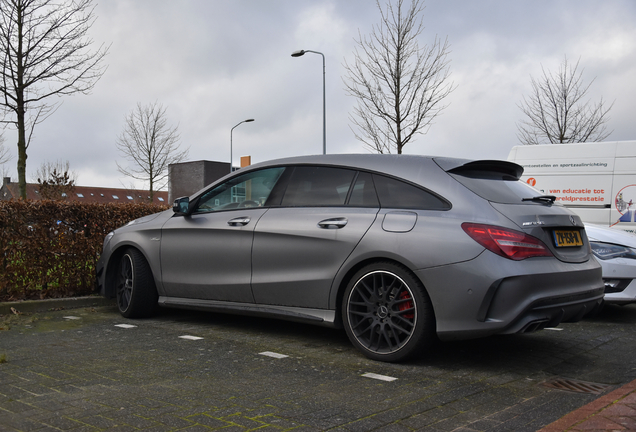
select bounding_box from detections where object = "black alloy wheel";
[343,262,435,362]
[116,248,158,318]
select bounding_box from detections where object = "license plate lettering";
[553,230,583,247]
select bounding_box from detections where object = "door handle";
[228,217,251,226]
[318,217,348,229]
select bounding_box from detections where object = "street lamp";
[230,119,254,173]
[291,49,326,155]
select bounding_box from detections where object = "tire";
[116,248,158,318]
[342,262,435,362]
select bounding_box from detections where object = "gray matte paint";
[96,154,604,342]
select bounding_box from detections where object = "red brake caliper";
[398,291,414,319]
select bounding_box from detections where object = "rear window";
[448,169,548,204]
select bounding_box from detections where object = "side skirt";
[158,296,338,327]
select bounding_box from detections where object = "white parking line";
[259,351,289,359]
[362,373,398,382]
[114,324,137,328]
[63,316,81,320]
[179,335,204,340]
[544,327,564,331]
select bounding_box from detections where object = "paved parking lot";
[1,300,636,431]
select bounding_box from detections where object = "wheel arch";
[331,257,437,329]
[103,243,160,299]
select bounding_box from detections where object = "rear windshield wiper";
[522,195,556,204]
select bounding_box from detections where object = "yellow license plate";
[553,230,583,247]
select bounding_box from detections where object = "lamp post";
[291,49,326,155]
[230,119,254,173]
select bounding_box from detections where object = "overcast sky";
[3,0,636,190]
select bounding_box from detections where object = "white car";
[586,224,636,305]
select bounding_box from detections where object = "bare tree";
[33,160,76,200]
[0,134,11,181]
[343,0,455,154]
[0,0,109,199]
[0,134,10,165]
[119,181,154,203]
[116,102,189,201]
[517,57,613,145]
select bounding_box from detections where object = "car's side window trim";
[250,163,451,211]
[344,171,360,205]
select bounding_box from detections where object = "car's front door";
[160,167,285,302]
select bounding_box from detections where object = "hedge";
[0,200,168,301]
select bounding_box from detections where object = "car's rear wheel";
[342,262,435,362]
[116,248,158,318]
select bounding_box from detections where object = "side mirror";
[173,196,190,215]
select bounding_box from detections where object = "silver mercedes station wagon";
[96,154,604,362]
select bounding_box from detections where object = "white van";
[507,141,636,233]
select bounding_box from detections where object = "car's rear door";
[251,167,379,308]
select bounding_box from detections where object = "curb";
[0,296,115,315]
[537,378,636,431]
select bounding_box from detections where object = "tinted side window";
[194,167,285,213]
[373,174,450,210]
[348,172,380,207]
[281,166,356,207]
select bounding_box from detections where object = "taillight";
[462,223,553,260]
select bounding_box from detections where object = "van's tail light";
[462,223,553,260]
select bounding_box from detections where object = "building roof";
[0,178,169,205]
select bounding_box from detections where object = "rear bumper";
[415,251,604,340]
[495,285,604,334]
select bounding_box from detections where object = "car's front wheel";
[342,262,435,362]
[116,248,158,318]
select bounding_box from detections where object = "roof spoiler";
[434,158,524,180]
